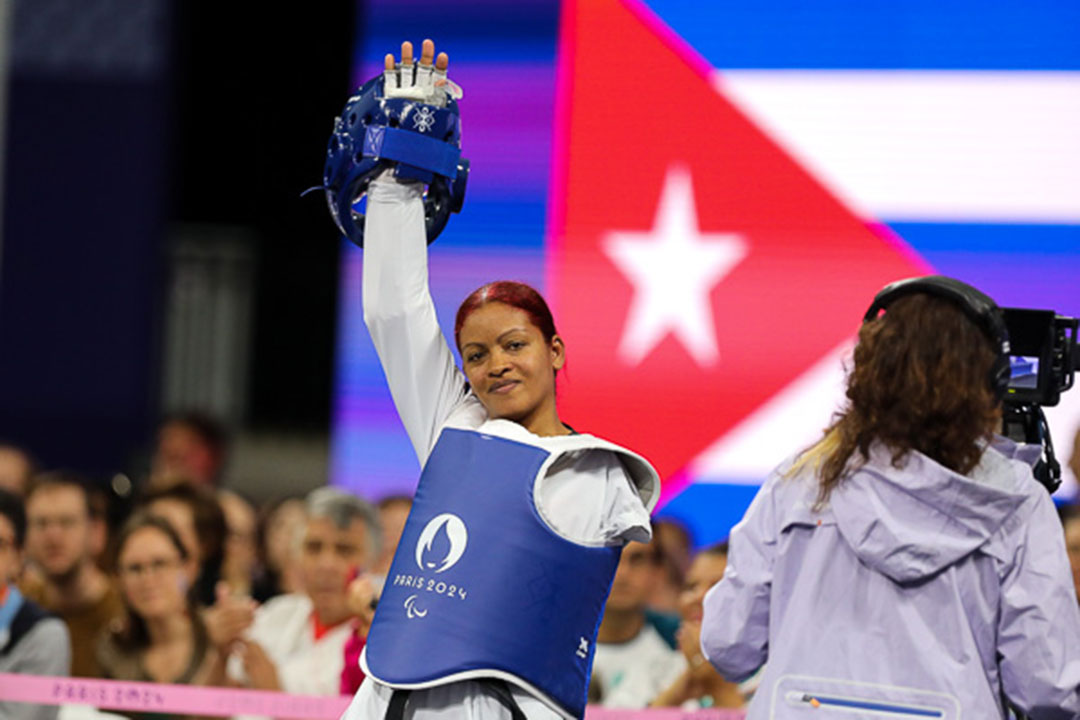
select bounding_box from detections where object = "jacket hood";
[825,437,1038,583]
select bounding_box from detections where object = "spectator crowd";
[1,417,1079,719]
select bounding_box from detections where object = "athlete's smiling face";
[458,302,566,435]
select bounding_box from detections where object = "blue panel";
[357,2,559,65]
[656,482,763,550]
[888,222,1080,315]
[891,222,1080,254]
[642,1,1080,70]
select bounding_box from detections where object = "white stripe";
[714,70,1080,223]
[691,337,1080,498]
[690,340,851,484]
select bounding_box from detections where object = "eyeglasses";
[29,516,83,531]
[118,557,182,579]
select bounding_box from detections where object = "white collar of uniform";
[456,417,660,514]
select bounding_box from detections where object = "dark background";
[0,0,356,475]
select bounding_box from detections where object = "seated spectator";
[651,543,745,709]
[218,490,258,598]
[251,496,305,602]
[653,518,693,570]
[150,412,229,490]
[648,518,692,614]
[96,514,224,693]
[0,444,35,497]
[141,483,227,607]
[222,487,380,696]
[21,472,124,677]
[0,488,71,720]
[591,540,686,707]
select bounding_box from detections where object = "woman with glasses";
[96,513,225,714]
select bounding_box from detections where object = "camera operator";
[701,278,1080,718]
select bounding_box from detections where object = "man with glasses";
[22,472,123,677]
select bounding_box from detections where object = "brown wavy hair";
[802,293,1002,506]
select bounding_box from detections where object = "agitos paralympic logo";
[393,513,470,619]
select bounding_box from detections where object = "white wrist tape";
[382,63,462,107]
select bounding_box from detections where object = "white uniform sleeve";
[362,176,470,464]
[539,450,652,545]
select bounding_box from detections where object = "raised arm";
[358,41,471,464]
[362,173,468,465]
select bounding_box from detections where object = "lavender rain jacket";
[702,437,1080,719]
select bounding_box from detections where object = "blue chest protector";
[363,427,623,718]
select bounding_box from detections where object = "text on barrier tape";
[0,673,747,719]
[0,674,352,719]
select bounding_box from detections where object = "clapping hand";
[204,582,256,654]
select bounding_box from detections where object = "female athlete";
[339,40,659,720]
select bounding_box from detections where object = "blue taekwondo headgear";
[322,73,469,247]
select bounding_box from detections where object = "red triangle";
[547,0,928,485]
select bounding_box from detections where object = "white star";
[603,166,748,367]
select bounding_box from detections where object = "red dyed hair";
[453,281,558,350]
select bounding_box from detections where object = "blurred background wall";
[0,0,355,501]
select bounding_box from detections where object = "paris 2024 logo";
[394,513,470,619]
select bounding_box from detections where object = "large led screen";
[332,0,1080,547]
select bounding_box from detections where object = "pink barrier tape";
[0,674,352,719]
[586,710,745,719]
[0,673,747,719]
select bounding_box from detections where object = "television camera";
[1001,309,1080,493]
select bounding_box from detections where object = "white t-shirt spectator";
[591,622,687,708]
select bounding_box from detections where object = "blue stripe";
[437,200,548,249]
[889,222,1080,255]
[657,482,763,550]
[359,2,558,64]
[643,1,1080,70]
[886,222,1080,316]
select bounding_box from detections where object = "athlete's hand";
[382,39,461,106]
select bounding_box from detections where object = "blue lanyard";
[0,585,25,649]
[795,693,944,717]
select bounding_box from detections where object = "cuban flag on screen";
[548,0,1080,545]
